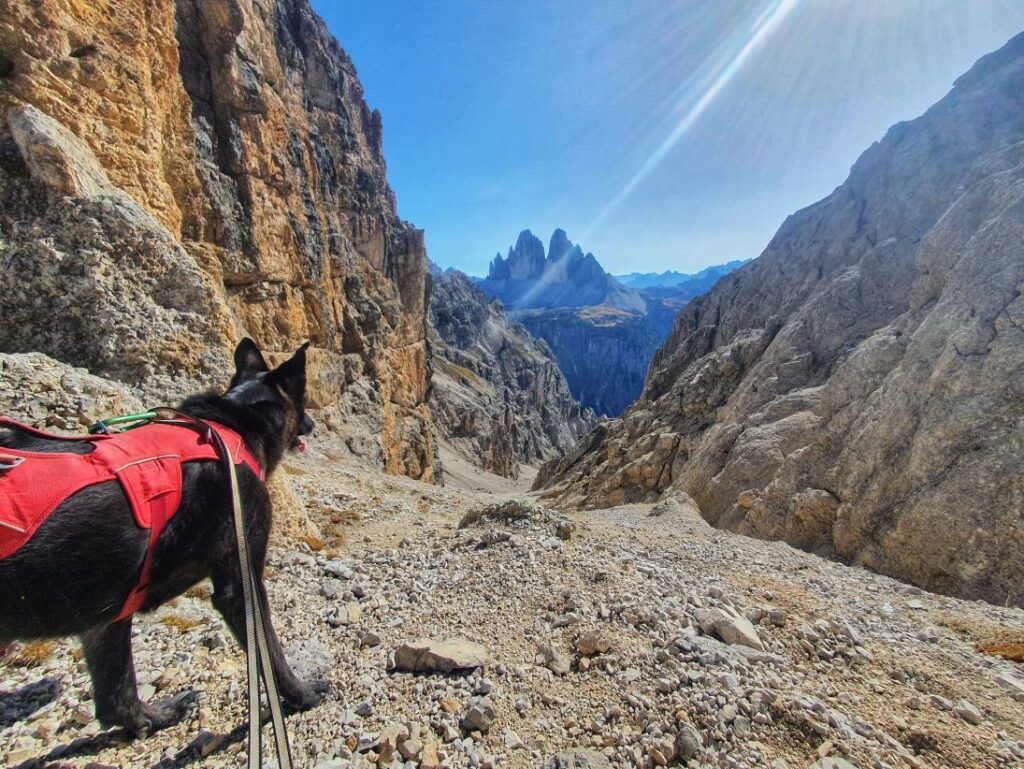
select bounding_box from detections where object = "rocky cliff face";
[537,34,1024,605]
[513,306,660,418]
[0,0,435,480]
[430,270,595,478]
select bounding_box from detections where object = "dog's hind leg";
[210,559,326,712]
[80,620,195,736]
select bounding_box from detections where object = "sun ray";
[580,0,803,244]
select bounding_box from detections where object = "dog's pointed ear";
[267,342,309,401]
[230,338,269,388]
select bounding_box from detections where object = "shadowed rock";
[430,269,595,477]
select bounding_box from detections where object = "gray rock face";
[537,33,1024,605]
[0,352,144,430]
[1,106,236,402]
[430,269,595,477]
[513,305,661,417]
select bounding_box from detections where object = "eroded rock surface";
[430,269,595,478]
[0,0,435,480]
[537,33,1024,605]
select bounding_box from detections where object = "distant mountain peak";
[615,259,751,290]
[547,228,576,264]
[482,228,643,313]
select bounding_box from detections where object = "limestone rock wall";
[430,270,596,478]
[0,0,435,481]
[537,33,1024,605]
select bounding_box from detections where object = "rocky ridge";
[0,0,435,481]
[536,33,1024,605]
[429,269,596,478]
[616,263,751,292]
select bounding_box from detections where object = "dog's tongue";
[297,436,307,453]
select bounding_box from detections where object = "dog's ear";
[230,338,269,388]
[267,342,309,402]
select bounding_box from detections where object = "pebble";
[953,699,982,724]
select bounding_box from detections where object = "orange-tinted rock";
[0,0,435,480]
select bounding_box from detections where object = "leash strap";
[226,450,292,769]
[151,409,292,769]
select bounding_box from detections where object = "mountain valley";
[0,3,1022,769]
[477,230,744,416]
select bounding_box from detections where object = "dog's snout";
[300,414,315,436]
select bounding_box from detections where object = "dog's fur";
[0,339,322,735]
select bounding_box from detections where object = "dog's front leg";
[210,560,325,712]
[81,620,195,736]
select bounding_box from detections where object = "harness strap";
[0,454,25,472]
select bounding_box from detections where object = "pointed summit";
[489,229,545,281]
[547,229,575,263]
[488,251,509,281]
[479,227,645,313]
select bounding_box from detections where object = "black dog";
[0,339,323,735]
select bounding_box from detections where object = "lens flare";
[582,0,802,243]
[512,0,802,308]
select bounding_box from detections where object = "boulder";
[392,638,489,673]
[576,630,615,657]
[694,607,765,650]
[537,642,572,675]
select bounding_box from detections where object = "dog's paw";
[136,689,198,735]
[285,679,328,712]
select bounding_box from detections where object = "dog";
[0,339,323,735]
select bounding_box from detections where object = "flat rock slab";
[393,637,490,673]
[544,748,613,769]
[695,607,765,650]
[809,759,859,769]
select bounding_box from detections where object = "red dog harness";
[0,416,265,620]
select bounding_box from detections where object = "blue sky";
[313,1,1024,276]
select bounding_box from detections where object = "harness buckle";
[0,455,25,472]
